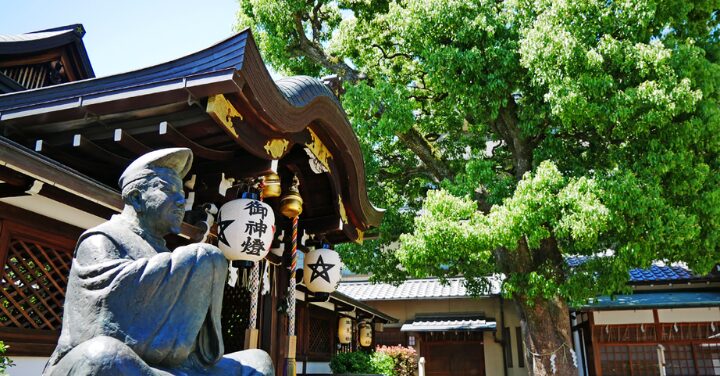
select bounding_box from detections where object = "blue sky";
[2,0,240,77]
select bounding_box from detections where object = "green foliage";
[329,347,417,376]
[330,351,373,374]
[238,0,720,306]
[369,351,394,376]
[0,341,14,375]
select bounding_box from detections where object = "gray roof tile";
[337,277,502,301]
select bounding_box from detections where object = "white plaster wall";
[298,361,332,374]
[8,356,48,376]
[593,310,654,325]
[658,307,720,323]
[483,331,505,376]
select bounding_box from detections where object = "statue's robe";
[43,216,273,376]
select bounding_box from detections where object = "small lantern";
[280,176,303,218]
[303,244,342,294]
[217,192,275,262]
[359,322,372,347]
[338,317,352,345]
[261,172,281,198]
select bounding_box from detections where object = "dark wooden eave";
[0,24,95,82]
[0,29,383,243]
[0,135,204,240]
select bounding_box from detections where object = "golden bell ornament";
[280,192,303,218]
[280,176,303,218]
[261,173,282,198]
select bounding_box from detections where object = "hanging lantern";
[280,176,303,218]
[359,322,373,347]
[303,244,342,294]
[338,317,352,345]
[261,172,282,198]
[217,192,275,262]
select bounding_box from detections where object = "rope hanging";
[288,215,298,337]
[282,175,302,376]
[249,262,260,329]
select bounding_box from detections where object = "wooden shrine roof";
[0,28,382,244]
[0,24,94,90]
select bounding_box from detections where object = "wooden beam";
[0,165,32,187]
[38,183,117,219]
[158,121,234,161]
[300,215,341,234]
[0,183,30,198]
[193,156,273,179]
[72,134,130,167]
[0,327,60,357]
[113,129,153,155]
[1,138,123,211]
[34,138,118,182]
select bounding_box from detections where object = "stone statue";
[43,148,274,376]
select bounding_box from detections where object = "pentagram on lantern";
[217,212,235,248]
[307,255,335,283]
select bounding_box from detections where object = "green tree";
[238,1,720,374]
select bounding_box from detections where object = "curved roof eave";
[0,28,383,233]
[234,33,384,230]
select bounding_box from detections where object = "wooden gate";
[423,340,486,376]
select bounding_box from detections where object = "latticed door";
[0,222,74,332]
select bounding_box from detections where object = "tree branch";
[396,127,454,182]
[291,13,360,83]
[371,43,414,60]
[492,96,533,180]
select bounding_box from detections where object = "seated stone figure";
[43,148,274,376]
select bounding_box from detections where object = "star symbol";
[217,211,234,248]
[307,255,335,283]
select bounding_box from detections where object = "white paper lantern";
[359,322,372,347]
[217,194,275,261]
[303,246,342,293]
[338,317,352,345]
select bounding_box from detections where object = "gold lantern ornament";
[303,244,342,296]
[261,172,281,198]
[359,322,373,347]
[217,192,275,263]
[280,176,303,218]
[338,317,352,345]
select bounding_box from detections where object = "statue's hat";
[118,148,193,189]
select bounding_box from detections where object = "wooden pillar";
[589,311,602,376]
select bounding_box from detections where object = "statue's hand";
[174,242,222,254]
[172,243,226,267]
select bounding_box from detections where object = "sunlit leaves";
[239,0,720,304]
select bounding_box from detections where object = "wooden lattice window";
[600,345,659,376]
[693,343,720,375]
[0,223,73,331]
[308,316,332,355]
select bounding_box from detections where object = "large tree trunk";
[496,235,576,376]
[515,296,577,376]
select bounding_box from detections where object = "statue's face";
[139,168,186,236]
